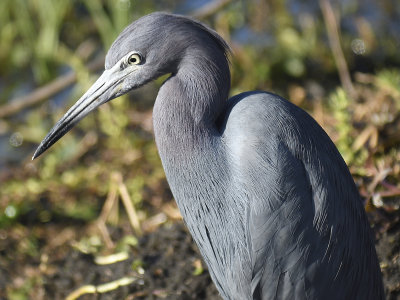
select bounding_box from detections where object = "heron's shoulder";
[226,91,302,121]
[221,91,303,137]
[228,91,290,109]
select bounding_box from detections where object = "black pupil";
[129,56,137,63]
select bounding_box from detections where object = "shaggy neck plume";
[153,41,230,153]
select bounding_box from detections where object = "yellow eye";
[128,53,141,65]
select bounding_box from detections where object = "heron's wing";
[233,140,328,299]
[222,92,383,299]
[246,142,324,299]
[222,93,324,298]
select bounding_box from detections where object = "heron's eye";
[128,53,141,65]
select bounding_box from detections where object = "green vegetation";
[1,1,399,298]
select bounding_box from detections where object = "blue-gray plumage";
[33,13,384,299]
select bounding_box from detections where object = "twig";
[119,181,142,236]
[319,0,355,98]
[96,172,120,248]
[367,167,392,193]
[378,189,400,198]
[97,220,115,249]
[190,0,231,19]
[115,173,142,236]
[99,172,119,222]
[0,55,104,118]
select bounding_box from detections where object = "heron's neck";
[152,51,246,295]
[152,48,230,208]
[153,49,230,154]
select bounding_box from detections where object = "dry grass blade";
[116,173,142,236]
[320,0,355,98]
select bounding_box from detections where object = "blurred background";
[0,0,399,299]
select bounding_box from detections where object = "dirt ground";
[1,222,221,300]
[1,211,399,300]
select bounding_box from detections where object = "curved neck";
[153,44,230,152]
[151,44,245,298]
[178,47,230,125]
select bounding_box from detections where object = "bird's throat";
[153,58,226,157]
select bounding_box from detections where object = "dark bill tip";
[31,68,121,160]
[32,117,77,160]
[32,148,43,160]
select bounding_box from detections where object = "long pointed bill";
[32,64,130,160]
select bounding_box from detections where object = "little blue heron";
[33,13,384,299]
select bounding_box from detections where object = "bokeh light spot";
[9,132,23,147]
[351,39,366,55]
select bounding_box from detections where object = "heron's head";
[32,12,229,159]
